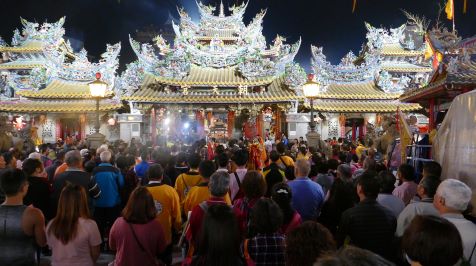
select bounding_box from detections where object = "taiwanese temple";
[119,1,305,143]
[400,27,476,131]
[296,18,430,141]
[0,18,122,144]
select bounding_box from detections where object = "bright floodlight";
[164,118,170,125]
[88,72,108,98]
[184,122,190,129]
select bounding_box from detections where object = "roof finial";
[219,0,225,17]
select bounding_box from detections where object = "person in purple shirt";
[392,164,417,205]
[288,159,324,221]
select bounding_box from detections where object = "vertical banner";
[339,114,346,138]
[55,118,61,141]
[274,110,281,137]
[227,110,235,139]
[256,113,263,137]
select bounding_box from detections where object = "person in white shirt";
[396,176,440,236]
[215,153,229,173]
[229,149,248,202]
[434,179,476,265]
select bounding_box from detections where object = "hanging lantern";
[8,114,13,121]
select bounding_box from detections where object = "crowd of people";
[0,137,475,266]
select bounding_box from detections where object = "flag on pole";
[463,0,467,14]
[352,0,357,13]
[397,107,412,164]
[445,0,454,20]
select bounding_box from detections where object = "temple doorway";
[60,118,82,141]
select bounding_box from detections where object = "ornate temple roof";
[120,1,305,101]
[0,60,44,70]
[17,79,115,99]
[305,100,421,113]
[145,65,276,87]
[0,99,122,113]
[314,81,399,100]
[400,56,476,102]
[310,37,422,112]
[124,75,296,104]
[0,18,122,114]
[0,18,74,56]
[381,62,432,73]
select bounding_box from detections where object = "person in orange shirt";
[175,153,203,207]
[145,164,181,265]
[183,160,231,215]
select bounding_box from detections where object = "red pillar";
[428,99,435,130]
[351,120,356,141]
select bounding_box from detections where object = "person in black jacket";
[45,150,66,184]
[22,158,51,219]
[52,150,101,217]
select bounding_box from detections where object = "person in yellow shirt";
[145,163,181,265]
[175,153,203,206]
[355,139,367,159]
[276,143,294,169]
[183,160,231,215]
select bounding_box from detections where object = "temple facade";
[118,1,305,144]
[0,18,122,144]
[400,28,476,130]
[293,19,429,141]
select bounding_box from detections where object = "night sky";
[1,0,475,71]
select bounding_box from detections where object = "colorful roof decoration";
[309,18,429,113]
[147,65,276,87]
[0,18,122,115]
[400,56,476,102]
[0,99,122,113]
[119,1,306,102]
[314,81,399,100]
[17,79,115,99]
[305,100,421,113]
[124,75,295,104]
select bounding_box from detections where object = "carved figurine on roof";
[0,17,75,93]
[120,0,305,98]
[363,12,433,94]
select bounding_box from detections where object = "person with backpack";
[186,171,234,251]
[263,151,286,197]
[229,149,249,203]
[183,160,231,215]
[276,143,295,180]
[92,150,124,248]
[233,171,267,238]
[174,153,202,208]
